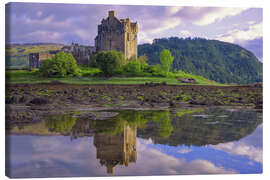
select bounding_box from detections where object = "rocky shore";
[6,83,262,126]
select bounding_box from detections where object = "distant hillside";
[6,43,64,56]
[138,37,262,84]
[6,43,64,68]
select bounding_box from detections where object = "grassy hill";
[6,43,64,68]
[138,37,262,84]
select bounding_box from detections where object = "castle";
[95,10,138,59]
[29,10,138,68]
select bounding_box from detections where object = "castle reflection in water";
[94,125,137,174]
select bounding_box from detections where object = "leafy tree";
[160,49,174,75]
[94,50,126,76]
[39,51,80,77]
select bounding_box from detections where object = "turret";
[71,41,74,51]
[109,10,115,19]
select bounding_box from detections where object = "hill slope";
[138,37,262,84]
[6,43,64,68]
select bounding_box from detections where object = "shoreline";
[6,83,262,125]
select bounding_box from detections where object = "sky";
[5,2,263,61]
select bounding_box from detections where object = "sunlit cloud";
[177,148,192,154]
[165,6,184,16]
[191,8,249,26]
[179,30,193,38]
[211,142,262,163]
[216,22,262,43]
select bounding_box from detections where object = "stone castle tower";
[95,11,138,59]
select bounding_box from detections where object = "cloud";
[7,135,236,178]
[179,159,236,174]
[215,22,262,43]
[151,17,181,34]
[179,30,193,38]
[214,22,263,60]
[74,29,92,40]
[138,32,153,44]
[177,147,192,154]
[211,124,262,163]
[36,11,42,17]
[176,7,248,26]
[211,142,262,163]
[25,30,63,42]
[165,6,184,15]
[193,8,249,26]
[248,21,255,25]
[5,3,255,48]
[130,140,237,175]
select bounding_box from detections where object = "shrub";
[94,50,127,76]
[123,60,142,74]
[39,51,81,77]
[79,66,102,77]
[149,64,167,77]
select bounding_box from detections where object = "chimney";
[109,10,115,18]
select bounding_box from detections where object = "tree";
[94,50,126,76]
[39,51,80,77]
[123,60,142,74]
[160,49,174,75]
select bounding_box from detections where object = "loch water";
[5,108,262,178]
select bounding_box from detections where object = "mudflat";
[6,83,262,111]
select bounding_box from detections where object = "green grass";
[168,70,221,85]
[6,70,225,86]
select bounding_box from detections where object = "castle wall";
[29,51,57,68]
[29,53,39,68]
[71,44,95,66]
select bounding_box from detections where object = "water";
[5,108,262,178]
